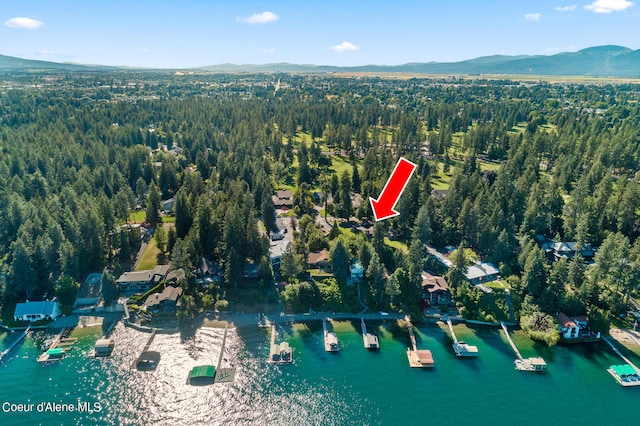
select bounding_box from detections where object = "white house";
[14,301,61,322]
[557,312,597,339]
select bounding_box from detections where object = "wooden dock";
[0,325,31,362]
[214,325,235,383]
[405,317,434,368]
[38,328,77,363]
[604,337,640,387]
[361,318,379,350]
[446,317,478,357]
[500,321,546,372]
[132,328,159,370]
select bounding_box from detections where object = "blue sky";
[1,0,639,68]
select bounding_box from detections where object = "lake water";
[1,319,639,425]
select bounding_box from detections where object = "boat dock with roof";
[361,318,379,350]
[604,337,640,387]
[405,317,434,368]
[323,318,340,352]
[446,317,478,357]
[500,321,546,372]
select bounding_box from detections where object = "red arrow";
[369,157,417,221]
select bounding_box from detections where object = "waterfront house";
[143,284,183,314]
[14,300,61,322]
[557,312,599,340]
[421,272,451,306]
[116,264,170,293]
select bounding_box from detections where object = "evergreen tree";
[100,270,118,304]
[146,182,161,224]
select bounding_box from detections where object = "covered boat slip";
[188,365,216,385]
[608,364,640,387]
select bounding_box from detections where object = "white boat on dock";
[323,318,340,352]
[453,341,479,357]
[446,317,478,357]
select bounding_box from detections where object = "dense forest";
[1,71,639,341]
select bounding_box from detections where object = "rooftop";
[143,285,183,308]
[117,264,170,284]
[14,301,59,317]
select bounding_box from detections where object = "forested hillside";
[1,72,639,337]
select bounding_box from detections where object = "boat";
[453,341,478,357]
[515,357,547,372]
[323,318,340,352]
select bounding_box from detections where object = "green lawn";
[136,237,161,271]
[384,238,408,253]
[129,210,145,223]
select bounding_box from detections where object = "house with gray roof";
[14,300,61,322]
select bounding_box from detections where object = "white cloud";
[524,13,542,21]
[330,41,359,52]
[585,0,634,13]
[240,11,279,24]
[555,5,577,11]
[4,17,44,29]
[263,47,277,54]
[140,47,151,54]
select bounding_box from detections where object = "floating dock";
[604,337,640,387]
[0,325,31,362]
[37,328,77,363]
[323,318,340,352]
[132,328,160,370]
[268,325,292,363]
[446,317,478,357]
[500,321,546,372]
[361,318,379,350]
[405,317,434,368]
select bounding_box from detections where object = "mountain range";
[2,45,640,76]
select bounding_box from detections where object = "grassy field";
[129,210,145,223]
[136,236,161,271]
[384,238,408,253]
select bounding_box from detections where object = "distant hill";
[2,46,640,76]
[0,54,113,71]
[199,46,640,77]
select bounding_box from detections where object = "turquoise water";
[1,320,639,425]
